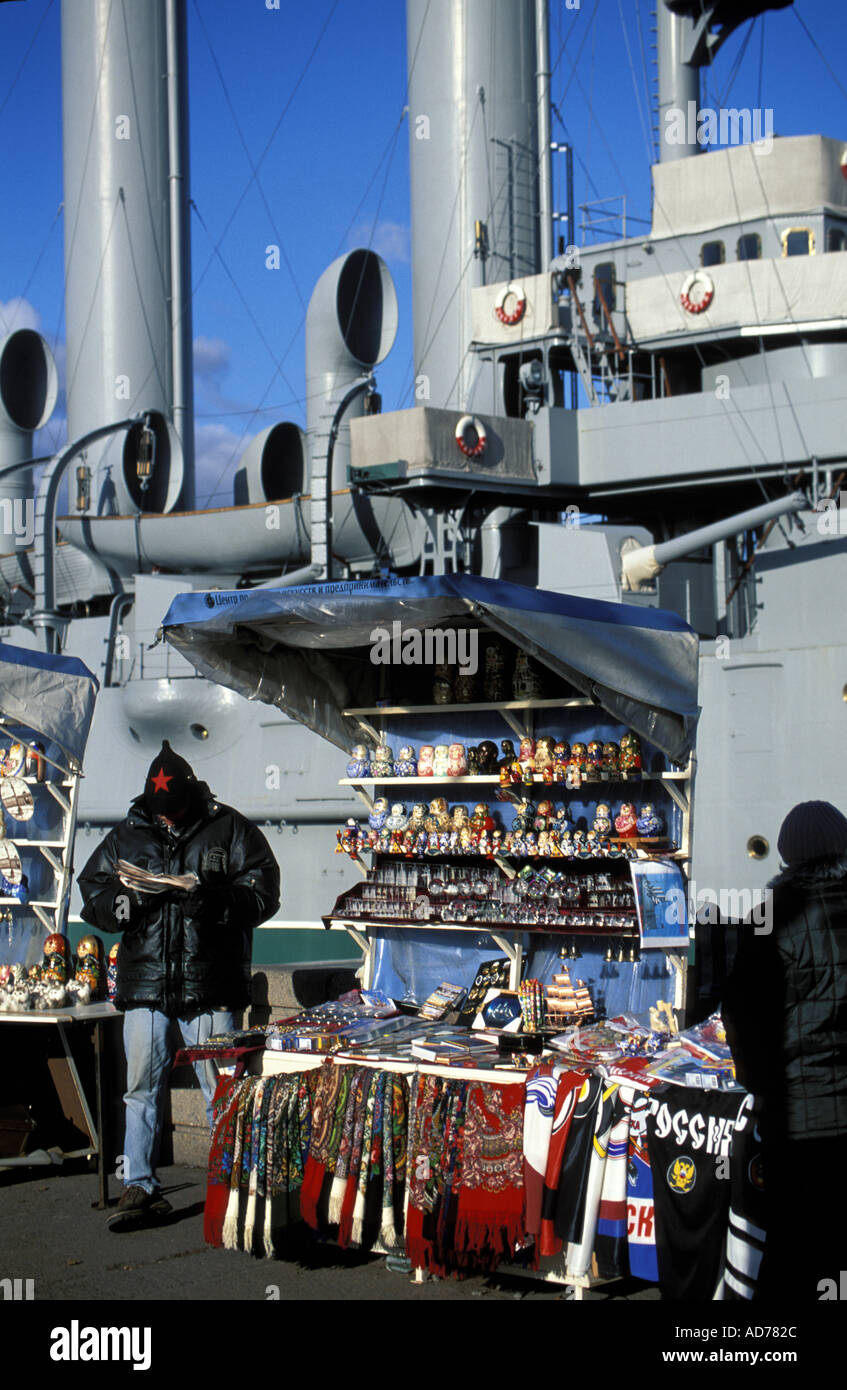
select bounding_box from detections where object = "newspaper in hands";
[117,860,199,895]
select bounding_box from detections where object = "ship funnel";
[233,422,308,505]
[306,248,397,488]
[0,330,59,552]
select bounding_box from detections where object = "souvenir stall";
[162,576,762,1298]
[0,643,118,1207]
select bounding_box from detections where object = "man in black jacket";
[79,740,280,1225]
[723,800,847,1299]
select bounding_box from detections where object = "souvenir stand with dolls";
[0,642,118,1207]
[162,577,751,1298]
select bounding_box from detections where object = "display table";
[0,1002,121,1209]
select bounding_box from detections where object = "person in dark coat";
[723,800,847,1300]
[78,740,280,1225]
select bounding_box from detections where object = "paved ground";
[0,1159,660,1303]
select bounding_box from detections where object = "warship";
[0,0,844,959]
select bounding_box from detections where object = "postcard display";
[204,636,708,1298]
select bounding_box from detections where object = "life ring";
[494,281,527,325]
[455,415,487,458]
[680,271,714,315]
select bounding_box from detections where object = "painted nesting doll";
[43,932,72,985]
[107,943,120,1003]
[75,935,105,999]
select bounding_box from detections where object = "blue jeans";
[121,1007,235,1194]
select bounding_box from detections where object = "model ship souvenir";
[546,961,579,1025]
[417,745,435,776]
[574,980,594,1020]
[593,802,612,837]
[512,651,544,700]
[75,934,104,999]
[619,733,643,781]
[476,740,498,775]
[371,743,394,779]
[107,943,120,1002]
[585,740,603,782]
[432,744,450,778]
[393,744,417,777]
[614,803,638,838]
[601,741,620,781]
[42,933,71,984]
[368,797,389,832]
[636,803,664,837]
[482,639,506,702]
[345,744,371,779]
[432,663,453,705]
[446,743,467,776]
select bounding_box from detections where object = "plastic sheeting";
[370,928,676,1021]
[0,642,99,775]
[161,574,700,764]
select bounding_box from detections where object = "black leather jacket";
[723,854,847,1140]
[78,789,280,1016]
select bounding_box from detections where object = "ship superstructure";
[0,0,844,943]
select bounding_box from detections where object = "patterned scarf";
[350,1070,385,1247]
[406,1074,444,1272]
[204,1074,244,1248]
[382,1075,408,1248]
[337,1069,375,1246]
[243,1078,272,1253]
[300,1062,351,1229]
[221,1075,263,1250]
[454,1082,526,1270]
[329,1068,368,1226]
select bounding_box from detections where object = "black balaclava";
[143,740,198,821]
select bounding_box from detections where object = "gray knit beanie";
[777,801,847,865]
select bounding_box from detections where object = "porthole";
[747,835,770,860]
[190,723,209,741]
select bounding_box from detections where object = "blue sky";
[0,0,844,509]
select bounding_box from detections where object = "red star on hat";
[150,767,173,794]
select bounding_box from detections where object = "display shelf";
[339,772,687,785]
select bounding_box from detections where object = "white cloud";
[0,297,42,336]
[193,422,246,507]
[348,220,410,264]
[193,335,231,383]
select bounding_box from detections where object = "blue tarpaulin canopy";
[0,642,99,775]
[161,575,700,763]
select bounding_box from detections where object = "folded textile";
[455,1082,526,1271]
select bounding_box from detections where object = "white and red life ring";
[455,415,487,458]
[680,271,714,315]
[494,281,527,325]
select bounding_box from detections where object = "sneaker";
[108,1185,173,1226]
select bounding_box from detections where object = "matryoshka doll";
[447,743,468,777]
[476,740,498,775]
[535,735,555,784]
[615,803,638,838]
[368,797,389,832]
[619,733,643,781]
[417,745,435,777]
[636,803,663,838]
[75,934,105,999]
[585,741,603,783]
[519,737,536,784]
[107,943,120,1003]
[432,662,453,705]
[534,799,553,833]
[498,740,517,787]
[371,743,394,779]
[346,744,371,778]
[432,744,451,778]
[482,639,506,702]
[566,743,586,789]
[601,741,620,781]
[593,802,612,837]
[553,741,570,783]
[43,932,71,985]
[393,744,417,777]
